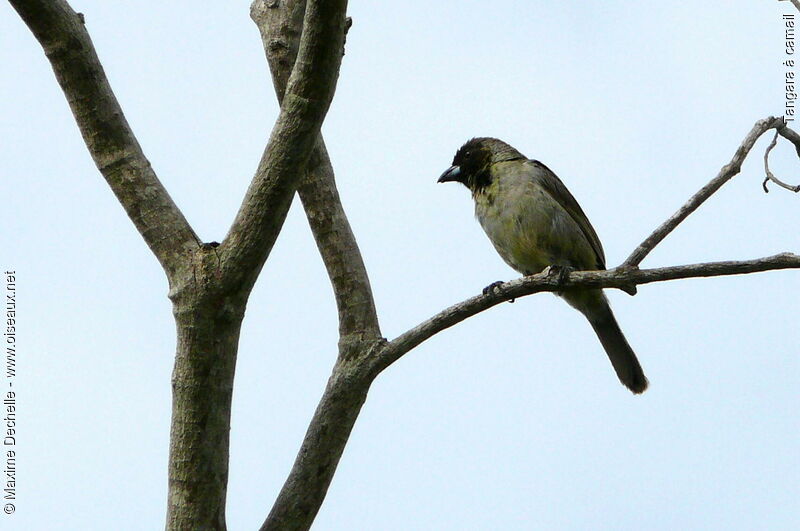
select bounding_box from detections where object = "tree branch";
[248,2,382,529]
[298,142,382,336]
[255,140,383,529]
[219,0,349,295]
[764,129,800,192]
[9,0,199,278]
[374,111,800,371]
[251,0,379,337]
[777,122,800,155]
[260,354,373,531]
[166,1,348,525]
[370,253,800,374]
[623,116,787,267]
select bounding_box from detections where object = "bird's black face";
[437,138,494,192]
[438,137,525,192]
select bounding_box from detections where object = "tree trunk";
[165,247,247,531]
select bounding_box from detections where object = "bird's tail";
[571,292,648,394]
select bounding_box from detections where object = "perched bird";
[438,137,648,394]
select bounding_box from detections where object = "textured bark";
[11,2,800,530]
[251,2,383,528]
[299,140,381,337]
[9,0,198,278]
[164,0,348,526]
[372,252,800,374]
[261,354,373,531]
[167,246,247,529]
[220,0,350,296]
[10,0,349,528]
[252,0,379,338]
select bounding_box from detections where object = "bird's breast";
[474,179,596,275]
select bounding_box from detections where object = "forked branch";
[372,117,800,372]
[251,0,380,338]
[249,4,800,525]
[15,3,797,531]
[370,117,800,373]
[219,0,350,295]
[623,116,792,268]
[251,2,381,530]
[371,253,800,374]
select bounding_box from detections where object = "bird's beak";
[438,165,462,183]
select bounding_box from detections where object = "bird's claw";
[482,280,504,296]
[545,264,574,286]
[482,281,515,303]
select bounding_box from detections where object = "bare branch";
[777,123,800,156]
[787,0,800,14]
[162,0,351,520]
[623,116,786,267]
[219,0,349,293]
[252,0,306,101]
[260,354,374,531]
[298,142,381,336]
[763,129,800,193]
[763,129,780,193]
[9,0,199,278]
[15,2,797,530]
[248,2,382,528]
[370,253,800,374]
[252,0,380,337]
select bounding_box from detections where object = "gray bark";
[166,246,246,529]
[164,0,350,526]
[372,252,800,374]
[9,0,349,528]
[261,354,372,531]
[252,0,379,338]
[251,2,384,529]
[9,2,800,530]
[624,116,790,266]
[8,0,198,278]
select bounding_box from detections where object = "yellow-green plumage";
[475,159,600,277]
[439,137,648,394]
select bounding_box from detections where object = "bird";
[438,137,648,394]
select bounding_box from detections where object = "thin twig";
[370,253,800,374]
[764,129,800,193]
[763,129,780,193]
[623,116,785,268]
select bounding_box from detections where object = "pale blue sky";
[1,1,798,530]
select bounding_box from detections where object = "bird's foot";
[482,280,504,296]
[545,264,574,287]
[482,281,515,303]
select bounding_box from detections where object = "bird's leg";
[544,264,574,287]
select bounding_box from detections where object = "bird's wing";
[530,160,606,269]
